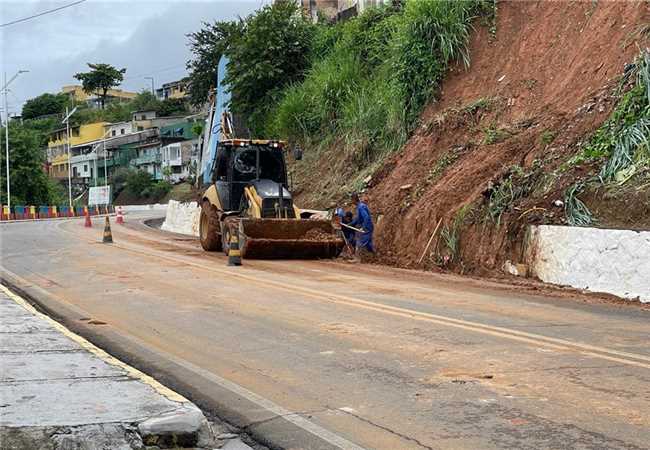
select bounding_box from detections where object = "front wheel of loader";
[199,201,222,251]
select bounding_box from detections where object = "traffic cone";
[116,206,124,225]
[84,210,92,228]
[102,216,113,243]
[227,229,242,266]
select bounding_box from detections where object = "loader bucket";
[239,218,344,259]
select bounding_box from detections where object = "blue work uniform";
[350,202,374,252]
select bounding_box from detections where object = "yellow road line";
[58,220,650,370]
[0,282,188,403]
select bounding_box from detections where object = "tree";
[186,1,315,134]
[0,124,59,205]
[130,91,160,112]
[21,93,69,120]
[74,63,127,109]
[223,0,315,134]
[158,98,188,117]
[186,20,244,108]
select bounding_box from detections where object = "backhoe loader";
[199,139,343,259]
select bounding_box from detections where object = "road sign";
[89,186,111,206]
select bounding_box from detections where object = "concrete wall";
[161,200,200,237]
[527,225,650,303]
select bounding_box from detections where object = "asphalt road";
[1,213,649,450]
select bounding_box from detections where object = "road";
[1,213,649,450]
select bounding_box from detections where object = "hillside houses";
[45,109,204,195]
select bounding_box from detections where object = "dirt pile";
[295,0,649,274]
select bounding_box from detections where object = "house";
[46,122,109,180]
[61,85,137,109]
[291,0,388,21]
[132,110,188,132]
[106,121,132,138]
[155,78,189,100]
[132,110,158,132]
[159,121,201,183]
[130,141,163,180]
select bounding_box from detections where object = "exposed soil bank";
[293,0,650,275]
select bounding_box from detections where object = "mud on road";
[1,214,649,449]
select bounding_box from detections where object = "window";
[83,164,88,172]
[140,114,146,120]
[120,128,125,135]
[111,130,116,137]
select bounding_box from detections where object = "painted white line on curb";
[0,282,187,404]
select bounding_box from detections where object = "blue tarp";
[202,56,231,185]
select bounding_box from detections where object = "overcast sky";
[1,0,268,116]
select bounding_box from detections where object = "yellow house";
[61,85,137,104]
[155,79,188,100]
[48,122,109,179]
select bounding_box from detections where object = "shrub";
[126,170,154,196]
[267,1,488,166]
[150,181,173,198]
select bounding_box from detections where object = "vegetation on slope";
[564,50,650,226]
[187,0,493,167]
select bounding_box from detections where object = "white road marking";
[0,272,366,450]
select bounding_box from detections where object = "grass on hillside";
[268,1,493,169]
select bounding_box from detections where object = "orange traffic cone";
[116,206,124,225]
[84,210,92,228]
[102,216,113,243]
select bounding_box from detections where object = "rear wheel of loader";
[199,201,222,251]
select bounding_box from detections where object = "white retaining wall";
[527,225,650,303]
[161,200,200,237]
[120,204,168,212]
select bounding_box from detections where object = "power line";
[122,64,188,81]
[0,0,88,28]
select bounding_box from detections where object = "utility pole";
[145,77,155,97]
[3,72,8,208]
[1,70,28,210]
[66,107,72,207]
[62,106,78,208]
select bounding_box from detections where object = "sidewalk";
[0,285,218,449]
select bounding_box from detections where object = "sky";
[0,0,269,116]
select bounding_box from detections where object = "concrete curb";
[0,214,115,224]
[0,278,215,449]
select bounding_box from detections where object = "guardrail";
[0,204,114,221]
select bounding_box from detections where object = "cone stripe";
[103,217,113,243]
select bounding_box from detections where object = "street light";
[91,128,111,188]
[62,106,78,208]
[145,77,155,97]
[2,69,28,210]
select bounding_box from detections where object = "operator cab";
[212,139,294,217]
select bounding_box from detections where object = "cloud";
[1,0,264,114]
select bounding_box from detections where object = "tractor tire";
[199,201,222,251]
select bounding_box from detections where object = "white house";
[161,142,186,182]
[106,121,132,138]
[70,153,97,181]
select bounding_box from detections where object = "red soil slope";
[367,0,649,272]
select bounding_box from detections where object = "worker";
[341,211,356,250]
[349,192,374,256]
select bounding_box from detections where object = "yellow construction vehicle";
[199,139,343,259]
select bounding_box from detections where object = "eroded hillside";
[293,0,649,273]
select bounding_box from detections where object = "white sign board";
[89,186,111,206]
